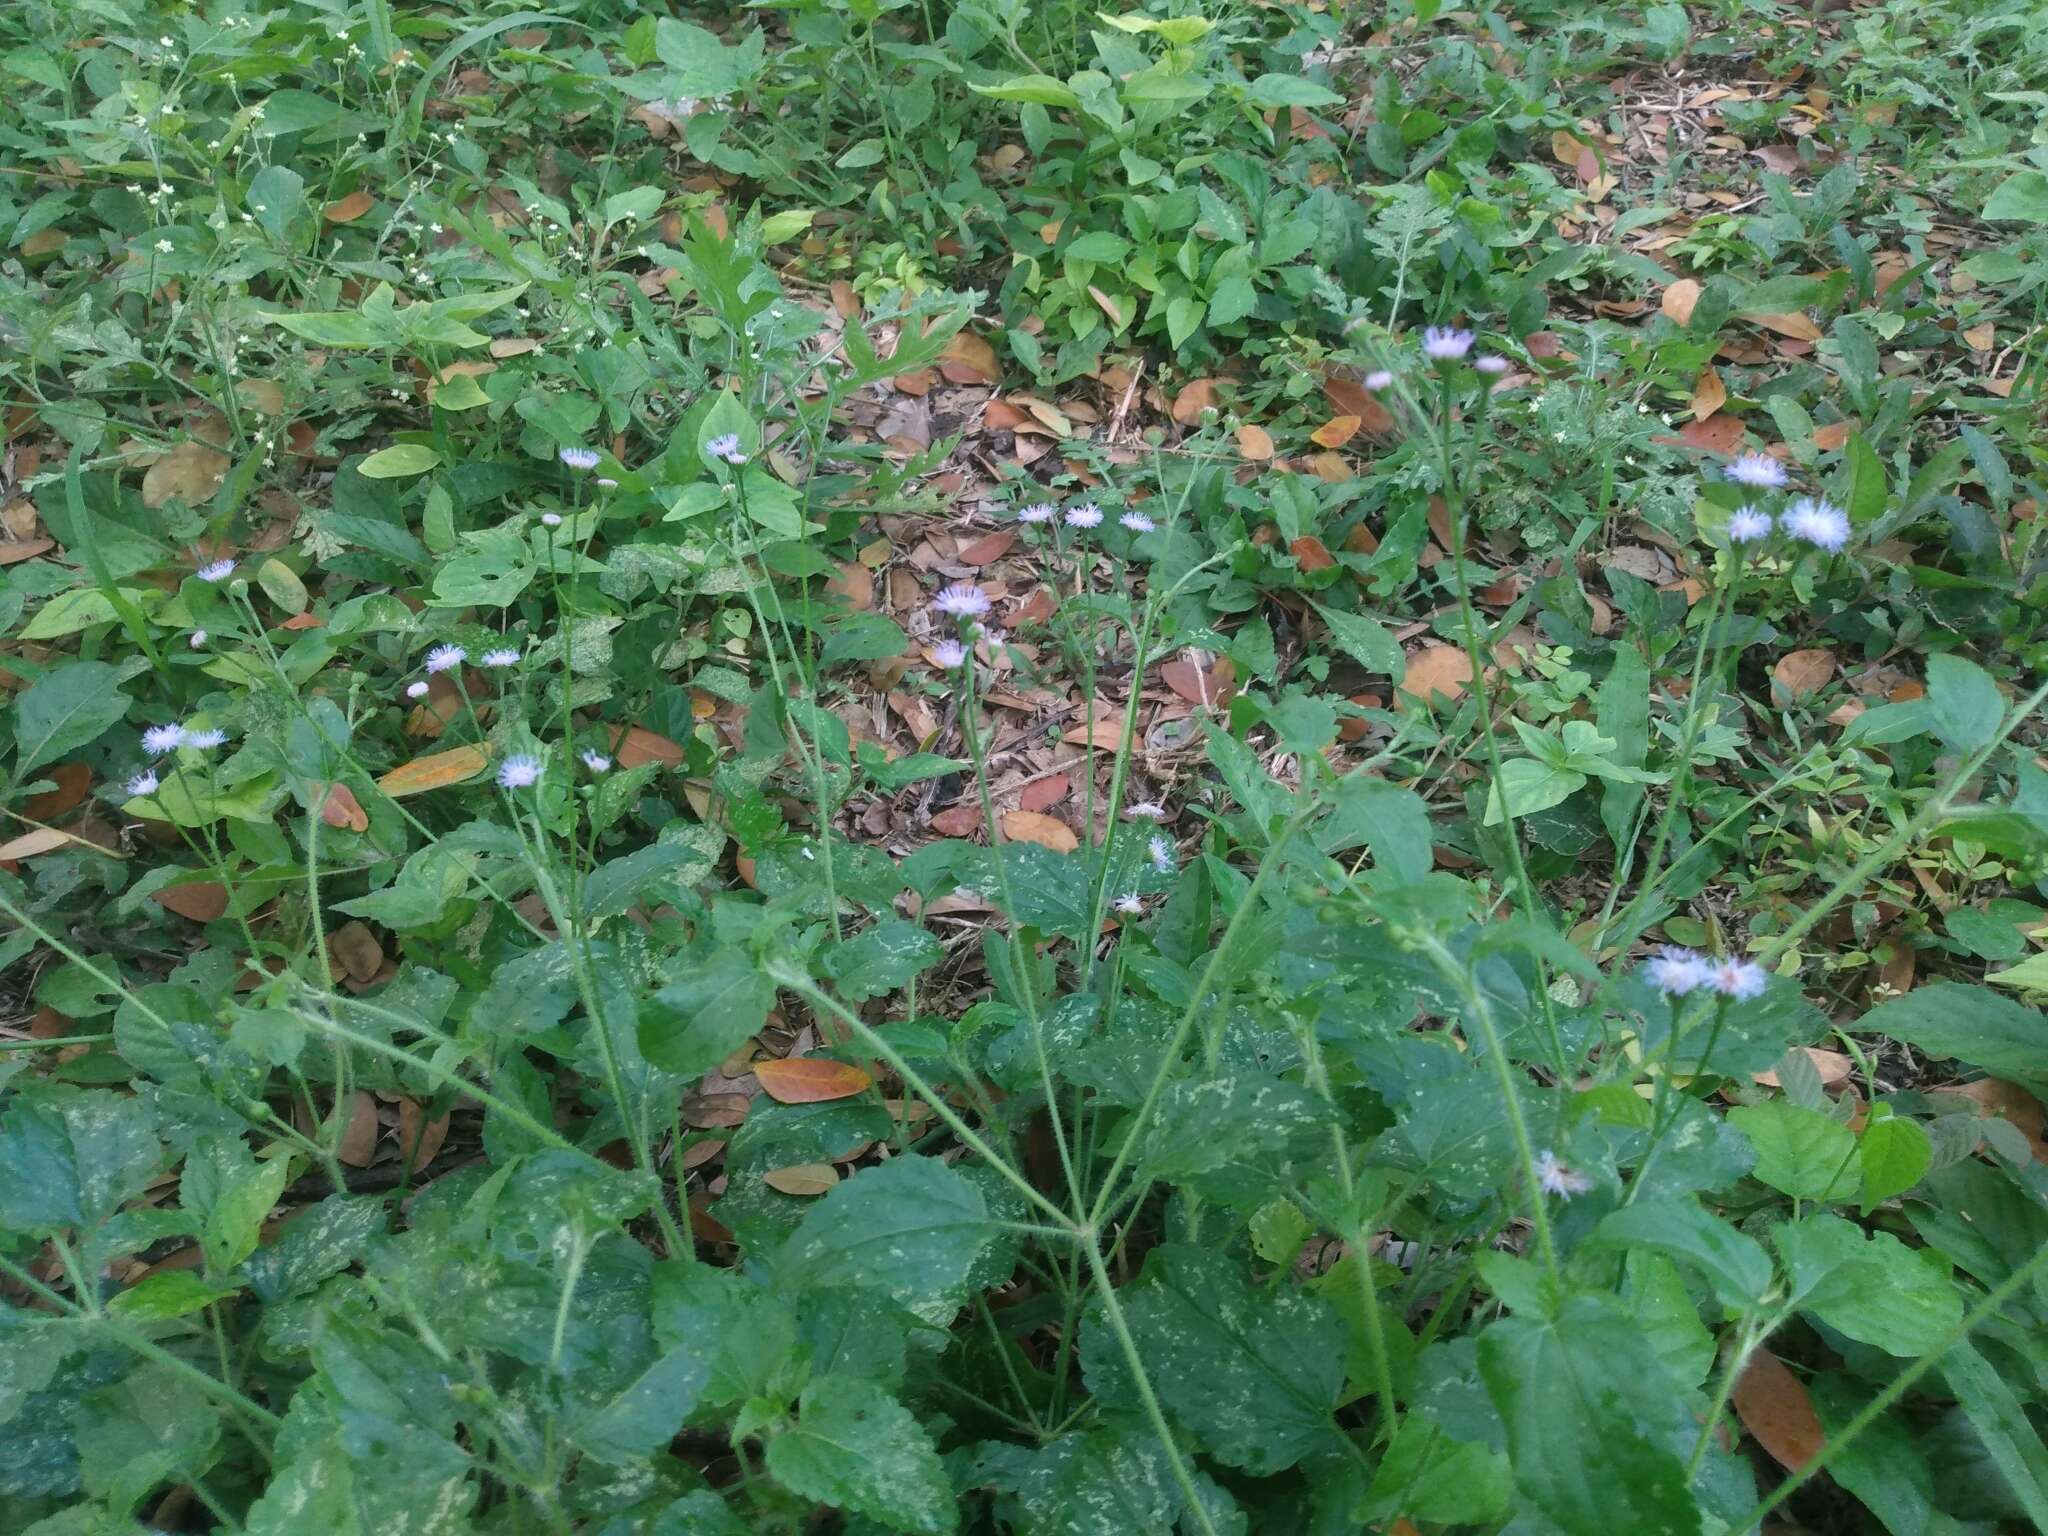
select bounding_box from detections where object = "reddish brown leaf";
[1752,311,1822,342]
[152,881,229,923]
[23,762,92,820]
[397,1099,451,1170]
[1752,1047,1853,1088]
[1661,278,1703,326]
[958,530,1017,566]
[1691,368,1728,421]
[1733,1351,1823,1472]
[1399,645,1474,703]
[755,1057,873,1104]
[929,803,982,837]
[1235,424,1275,461]
[1160,659,1233,708]
[0,538,55,565]
[336,1091,379,1167]
[1060,718,1123,751]
[1171,379,1221,426]
[1019,774,1070,812]
[323,189,374,223]
[1290,535,1337,571]
[608,725,686,769]
[937,332,1000,385]
[1321,374,1398,435]
[320,782,369,832]
[1771,648,1836,705]
[762,1162,840,1195]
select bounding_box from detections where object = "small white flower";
[479,647,521,668]
[1017,502,1056,524]
[1114,893,1144,915]
[1534,1150,1593,1198]
[1148,835,1174,873]
[423,644,466,674]
[1364,369,1394,390]
[581,750,611,772]
[595,477,618,490]
[142,724,187,755]
[1783,497,1850,552]
[188,630,207,648]
[540,512,563,528]
[1723,452,1788,489]
[406,680,430,700]
[1727,507,1774,544]
[196,558,235,582]
[1124,802,1166,820]
[1064,502,1103,529]
[154,238,173,254]
[706,433,748,465]
[1422,325,1475,359]
[932,583,991,619]
[184,727,228,750]
[931,639,967,669]
[126,770,160,797]
[1711,959,1769,1000]
[1474,355,1510,375]
[497,754,541,789]
[1645,946,1711,996]
[1119,511,1155,533]
[558,446,600,471]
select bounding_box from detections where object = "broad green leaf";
[823,919,943,1003]
[20,586,160,641]
[1925,653,2005,755]
[1478,1296,1699,1536]
[1485,757,1588,825]
[1242,73,1345,109]
[1941,1339,2048,1526]
[1843,429,1887,525]
[108,1269,237,1320]
[573,1349,710,1465]
[1311,601,1404,677]
[1582,1199,1773,1307]
[1983,170,2048,225]
[1774,1213,1963,1356]
[75,1363,222,1515]
[1858,1115,1932,1211]
[1727,1100,1859,1201]
[1360,1415,1513,1526]
[13,661,130,771]
[1133,1076,1330,1180]
[429,551,533,608]
[0,1092,162,1234]
[638,949,777,1075]
[1853,982,2048,1086]
[778,1154,994,1314]
[356,442,443,478]
[765,1375,957,1535]
[973,74,1080,109]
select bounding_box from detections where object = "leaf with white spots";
[765,1375,958,1535]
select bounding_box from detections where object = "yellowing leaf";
[376,744,490,796]
[323,189,374,223]
[143,440,231,509]
[754,1058,874,1104]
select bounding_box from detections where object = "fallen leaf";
[328,920,384,983]
[1019,774,1070,812]
[1961,323,1995,352]
[1171,379,1221,425]
[1752,311,1821,342]
[1661,279,1703,326]
[0,538,55,565]
[1551,129,1590,166]
[377,744,490,796]
[142,440,231,509]
[1060,719,1123,751]
[1936,1079,2047,1163]
[937,331,1001,385]
[0,826,120,860]
[1771,648,1836,704]
[683,1093,751,1129]
[1086,285,1125,327]
[397,1100,451,1169]
[1752,1047,1853,1088]
[1399,645,1474,703]
[608,724,686,769]
[1001,810,1078,852]
[1691,368,1728,421]
[754,1057,873,1105]
[958,530,1017,566]
[323,189,374,223]
[1664,415,1748,455]
[1733,1351,1823,1472]
[1321,373,1398,435]
[763,1163,841,1195]
[1311,415,1361,448]
[1160,658,1234,708]
[1811,421,1854,453]
[23,762,92,820]
[336,1091,379,1167]
[930,803,982,838]
[1236,424,1275,460]
[1290,535,1337,571]
[320,782,369,831]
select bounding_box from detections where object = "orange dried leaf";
[320,782,369,832]
[1311,415,1361,448]
[1752,311,1822,342]
[1172,378,1221,425]
[1236,424,1276,460]
[937,332,1000,385]
[323,189,374,223]
[762,1163,841,1195]
[1661,279,1703,326]
[608,725,686,769]
[1400,645,1474,703]
[1733,1351,1823,1472]
[1290,535,1337,571]
[377,744,490,797]
[1771,648,1836,704]
[1060,719,1123,752]
[151,881,229,922]
[1000,810,1078,852]
[1691,368,1728,421]
[755,1058,873,1105]
[23,762,92,821]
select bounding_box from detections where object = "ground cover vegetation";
[1,0,2047,1530]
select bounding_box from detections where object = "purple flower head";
[1422,326,1475,360]
[1124,801,1166,821]
[142,724,187,756]
[424,644,466,674]
[1727,507,1774,544]
[1064,502,1103,529]
[1017,502,1057,525]
[184,727,228,750]
[1711,958,1768,1000]
[1473,355,1510,375]
[1120,510,1155,533]
[1364,369,1395,391]
[1114,893,1144,916]
[126,770,160,798]
[479,647,521,669]
[189,630,207,648]
[196,559,235,583]
[540,512,563,528]
[931,639,967,670]
[1783,497,1850,552]
[406,680,430,700]
[558,446,600,471]
[1535,1150,1593,1198]
[931,583,991,619]
[1148,834,1174,873]
[1646,946,1711,996]
[580,749,611,773]
[1723,452,1788,489]
[497,753,541,790]
[706,433,747,465]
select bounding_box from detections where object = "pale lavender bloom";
[558,446,600,471]
[1120,511,1155,533]
[1534,1150,1593,1198]
[1114,893,1144,915]
[1783,497,1850,552]
[196,559,235,583]
[126,770,160,797]
[1711,958,1769,1000]
[406,680,430,700]
[1124,801,1166,821]
[975,625,1007,649]
[931,639,967,669]
[1727,507,1774,544]
[479,647,521,668]
[184,727,228,750]
[541,512,563,528]
[706,433,747,465]
[1017,502,1057,524]
[1646,946,1712,996]
[142,724,187,756]
[581,749,611,772]
[1473,355,1510,375]
[424,644,466,674]
[1723,452,1787,489]
[932,583,991,619]
[1422,326,1475,360]
[1148,834,1174,873]
[189,630,207,648]
[497,754,541,789]
[1064,503,1103,529]
[1364,369,1395,390]
[595,477,618,490]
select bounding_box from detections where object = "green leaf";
[573,1349,710,1465]
[820,610,908,665]
[1943,1339,2048,1526]
[765,1375,957,1535]
[1983,170,2048,225]
[13,661,131,771]
[1360,1415,1513,1526]
[1205,272,1257,327]
[823,919,943,1003]
[1728,1100,1859,1201]
[0,1092,162,1234]
[778,1154,994,1314]
[1858,1115,1932,1211]
[1478,1296,1699,1536]
[973,74,1080,108]
[1133,1077,1330,1180]
[638,949,778,1076]
[1485,758,1588,826]
[203,1154,292,1277]
[1165,295,1205,349]
[1582,1199,1773,1307]
[1311,601,1403,677]
[1774,1213,1963,1356]
[1843,429,1887,525]
[75,1363,222,1515]
[429,551,533,608]
[1242,73,1344,109]
[1082,1245,1345,1475]
[108,1269,238,1320]
[356,443,443,478]
[1925,653,2005,754]
[1853,982,2048,1086]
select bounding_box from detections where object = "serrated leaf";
[765,1375,957,1535]
[778,1154,994,1313]
[638,949,777,1076]
[1728,1101,1859,1202]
